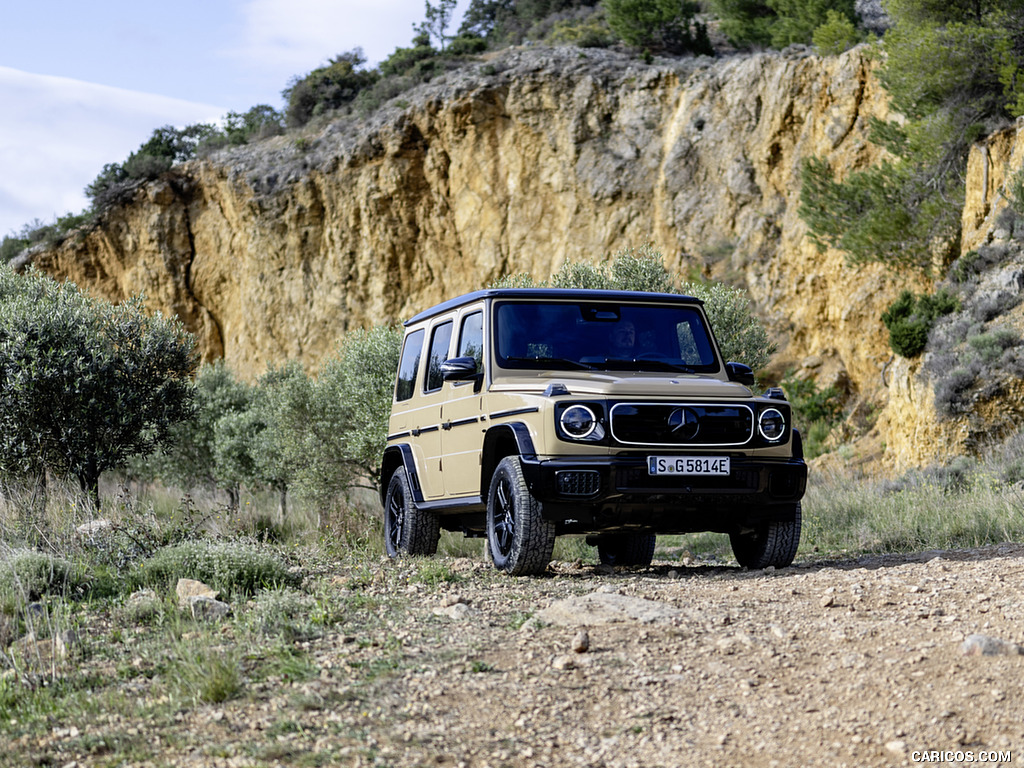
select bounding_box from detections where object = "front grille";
[610,403,754,446]
[556,470,602,496]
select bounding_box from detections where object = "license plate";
[648,456,730,476]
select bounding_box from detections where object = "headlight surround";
[560,404,598,439]
[758,407,786,442]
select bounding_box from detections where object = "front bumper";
[518,453,807,534]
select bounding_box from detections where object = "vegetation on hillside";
[707,0,861,49]
[800,0,1024,273]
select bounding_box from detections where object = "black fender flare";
[480,422,536,495]
[380,444,424,507]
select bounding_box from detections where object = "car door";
[441,307,486,498]
[411,316,455,499]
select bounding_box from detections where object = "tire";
[729,503,802,569]
[384,469,440,557]
[486,456,556,576]
[597,533,657,567]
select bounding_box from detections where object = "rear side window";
[425,320,454,393]
[395,329,425,402]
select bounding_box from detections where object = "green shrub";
[812,8,862,54]
[220,105,285,146]
[881,289,959,358]
[249,588,318,639]
[283,50,380,127]
[379,33,437,77]
[170,642,243,704]
[708,0,858,49]
[603,0,713,55]
[799,152,962,272]
[446,33,489,55]
[1,212,96,264]
[1003,166,1024,217]
[0,234,31,264]
[133,540,299,599]
[799,1,1024,271]
[967,328,1019,364]
[0,550,81,606]
[766,0,856,48]
[303,326,403,499]
[460,0,604,46]
[707,0,775,46]
[781,371,845,458]
[144,360,254,501]
[86,124,220,208]
[547,14,617,47]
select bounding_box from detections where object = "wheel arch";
[380,444,424,507]
[480,423,536,495]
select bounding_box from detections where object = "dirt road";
[351,546,1024,768]
[11,544,1024,767]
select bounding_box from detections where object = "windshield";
[494,301,720,373]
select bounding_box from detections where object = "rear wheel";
[486,456,555,576]
[384,469,440,557]
[729,503,801,569]
[596,533,657,567]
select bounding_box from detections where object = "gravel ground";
[8,544,1024,767]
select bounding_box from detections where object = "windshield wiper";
[505,356,595,370]
[599,358,696,373]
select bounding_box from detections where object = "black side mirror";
[440,356,479,381]
[725,362,755,386]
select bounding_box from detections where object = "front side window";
[425,320,454,392]
[494,301,719,373]
[457,311,484,371]
[395,328,425,402]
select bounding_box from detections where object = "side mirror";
[440,356,479,381]
[725,362,755,386]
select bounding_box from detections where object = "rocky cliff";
[28,45,1021,472]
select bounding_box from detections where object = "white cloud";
[0,66,225,237]
[228,0,467,75]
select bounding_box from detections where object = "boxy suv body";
[380,288,807,574]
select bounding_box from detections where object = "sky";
[0,0,470,238]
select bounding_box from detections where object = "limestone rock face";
[28,45,1000,470]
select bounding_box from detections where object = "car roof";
[404,288,704,326]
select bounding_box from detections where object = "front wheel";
[729,503,802,569]
[486,456,555,576]
[384,469,440,557]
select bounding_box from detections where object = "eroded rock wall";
[32,45,976,470]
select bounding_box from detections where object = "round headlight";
[758,408,786,442]
[561,405,598,439]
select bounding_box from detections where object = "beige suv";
[381,288,807,575]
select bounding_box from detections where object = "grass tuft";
[133,539,301,599]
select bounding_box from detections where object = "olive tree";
[247,362,313,518]
[0,264,196,507]
[301,326,403,504]
[147,360,253,499]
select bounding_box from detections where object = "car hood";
[489,370,754,399]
